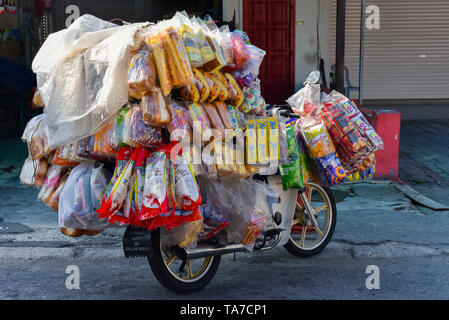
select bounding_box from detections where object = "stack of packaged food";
[20,11,383,249]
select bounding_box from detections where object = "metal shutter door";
[329,0,449,100]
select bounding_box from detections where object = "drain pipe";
[359,0,366,105]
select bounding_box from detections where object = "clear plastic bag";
[20,157,48,187]
[59,162,112,230]
[161,218,203,249]
[279,119,304,190]
[121,105,163,148]
[127,46,157,99]
[322,91,384,152]
[231,32,250,69]
[167,99,193,142]
[286,83,321,115]
[174,152,202,211]
[48,173,69,211]
[146,32,173,96]
[21,114,51,160]
[140,88,170,127]
[38,165,65,203]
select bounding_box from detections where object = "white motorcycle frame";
[266,175,299,246]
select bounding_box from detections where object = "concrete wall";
[294,0,331,91]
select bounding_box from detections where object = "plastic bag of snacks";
[279,119,304,190]
[48,173,69,211]
[127,46,157,99]
[21,114,51,160]
[167,100,192,142]
[231,32,250,69]
[296,115,346,186]
[38,165,65,204]
[140,88,170,127]
[176,13,204,67]
[59,162,112,230]
[287,83,321,116]
[20,157,48,187]
[188,102,212,143]
[161,218,203,249]
[121,105,163,148]
[146,32,173,96]
[196,177,232,240]
[322,91,384,152]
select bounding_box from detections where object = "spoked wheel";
[284,182,337,258]
[147,229,221,294]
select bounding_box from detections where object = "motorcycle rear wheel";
[147,229,221,294]
[284,183,337,258]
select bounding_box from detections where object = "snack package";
[179,23,203,67]
[224,72,244,107]
[89,118,120,162]
[165,26,194,85]
[146,33,173,96]
[203,103,226,139]
[121,106,163,148]
[127,46,157,99]
[191,17,215,65]
[188,103,212,143]
[139,150,169,221]
[279,119,304,190]
[192,67,211,103]
[179,80,200,102]
[173,151,202,212]
[297,116,346,186]
[48,173,68,211]
[167,100,193,142]
[211,71,231,101]
[217,25,235,67]
[32,91,45,108]
[22,114,51,160]
[231,32,250,69]
[59,162,112,230]
[202,34,227,72]
[97,147,138,224]
[20,157,48,187]
[323,91,384,152]
[201,70,220,103]
[140,88,170,127]
[38,165,65,203]
[99,147,133,217]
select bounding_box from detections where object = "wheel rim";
[290,183,333,251]
[160,244,215,283]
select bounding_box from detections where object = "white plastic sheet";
[32,14,147,149]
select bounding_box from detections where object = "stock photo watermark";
[365,265,380,290]
[65,265,80,290]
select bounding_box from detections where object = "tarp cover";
[32,14,146,149]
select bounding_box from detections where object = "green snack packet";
[279,119,304,190]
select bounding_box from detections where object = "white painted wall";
[294,0,332,91]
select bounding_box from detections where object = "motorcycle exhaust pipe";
[184,243,250,260]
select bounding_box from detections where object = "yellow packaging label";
[245,120,257,164]
[266,117,279,162]
[256,119,269,164]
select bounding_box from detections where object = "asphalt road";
[2,170,449,300]
[1,244,449,300]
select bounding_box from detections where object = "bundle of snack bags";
[19,11,382,250]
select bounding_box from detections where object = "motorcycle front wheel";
[284,182,337,258]
[147,228,221,294]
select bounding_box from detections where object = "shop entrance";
[243,0,295,104]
